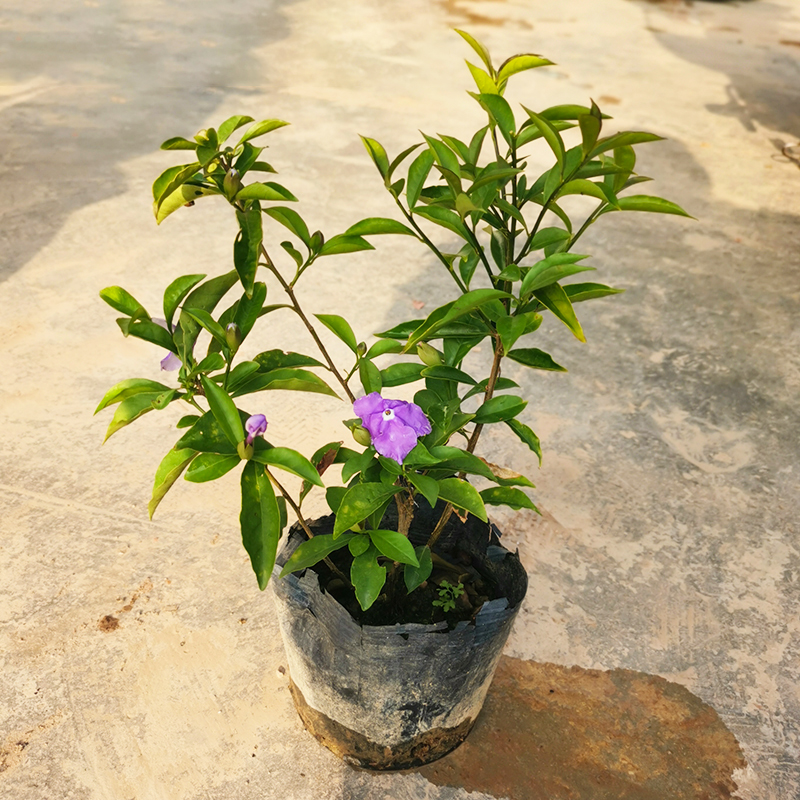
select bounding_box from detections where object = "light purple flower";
[152,318,180,372]
[353,392,432,465]
[245,414,268,446]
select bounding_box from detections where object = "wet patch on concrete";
[418,656,746,800]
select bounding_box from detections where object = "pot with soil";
[272,500,528,770]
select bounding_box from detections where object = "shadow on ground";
[417,656,746,800]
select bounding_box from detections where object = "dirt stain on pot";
[418,656,746,799]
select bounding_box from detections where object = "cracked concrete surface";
[1,0,799,798]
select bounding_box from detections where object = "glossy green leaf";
[103,393,161,441]
[380,362,425,387]
[179,271,238,356]
[148,447,197,518]
[423,134,462,177]
[95,378,172,414]
[237,118,290,145]
[366,339,403,359]
[351,545,387,610]
[480,486,540,512]
[497,53,553,83]
[234,281,267,339]
[160,137,197,151]
[152,389,178,410]
[420,365,476,385]
[407,472,439,508]
[177,414,201,429]
[520,253,594,297]
[578,104,603,157]
[466,61,497,94]
[455,29,494,74]
[236,182,297,202]
[528,227,570,251]
[345,217,416,237]
[163,274,205,330]
[478,94,516,146]
[412,205,469,239]
[263,206,311,246]
[279,533,355,577]
[506,347,567,372]
[533,282,586,342]
[126,319,178,353]
[406,148,435,208]
[225,362,259,394]
[359,359,382,394]
[474,394,527,424]
[176,410,239,454]
[588,131,663,159]
[505,418,542,466]
[100,286,146,318]
[368,530,419,566]
[185,452,240,483]
[319,235,375,256]
[563,282,625,303]
[404,545,433,593]
[326,486,347,514]
[251,446,324,486]
[217,115,255,143]
[152,163,200,208]
[233,204,263,297]
[313,314,358,353]
[253,349,326,371]
[349,534,371,558]
[523,108,565,171]
[360,136,390,178]
[606,195,693,217]
[155,182,217,225]
[232,368,339,398]
[333,483,402,538]
[183,308,229,349]
[240,461,282,590]
[200,374,244,446]
[437,477,488,522]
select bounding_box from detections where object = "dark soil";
[295,499,528,628]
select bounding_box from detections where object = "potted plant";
[96,31,689,770]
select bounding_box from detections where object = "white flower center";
[382,408,395,421]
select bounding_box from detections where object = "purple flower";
[245,413,268,445]
[152,318,180,372]
[353,392,432,465]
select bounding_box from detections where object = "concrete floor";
[1,0,799,797]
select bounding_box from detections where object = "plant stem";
[466,332,504,454]
[426,503,454,550]
[265,466,352,588]
[260,243,356,403]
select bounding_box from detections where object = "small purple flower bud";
[353,392,432,465]
[153,318,180,371]
[245,413,268,446]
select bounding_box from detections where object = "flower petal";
[160,351,181,371]
[353,392,386,421]
[371,417,419,465]
[393,401,432,436]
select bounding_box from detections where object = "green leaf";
[233,368,339,399]
[177,415,200,430]
[152,162,201,208]
[563,282,624,303]
[185,452,240,483]
[480,486,540,512]
[160,137,198,151]
[200,375,245,445]
[333,483,402,537]
[437,477,487,522]
[234,281,268,339]
[237,118,290,145]
[478,94,516,146]
[466,61,497,94]
[420,365,476,385]
[217,115,255,143]
[359,359,383,394]
[163,274,205,330]
[474,395,527,424]
[233,142,263,173]
[236,182,298,203]
[95,378,172,414]
[407,472,439,508]
[497,53,553,83]
[126,319,178,353]
[368,530,419,566]
[148,447,197,518]
[182,308,229,350]
[528,227,570,251]
[345,217,416,237]
[351,545,387,610]
[326,486,347,514]
[233,204,264,297]
[404,545,433,593]
[578,103,603,158]
[588,131,663,159]
[279,533,355,577]
[313,314,358,353]
[103,393,161,441]
[155,182,217,225]
[253,349,326,371]
[380,362,425,387]
[605,195,693,218]
[100,286,146,318]
[176,410,239,454]
[412,205,469,239]
[557,178,610,204]
[366,339,403,359]
[263,206,311,246]
[360,136,390,179]
[455,29,494,74]
[251,446,324,486]
[226,361,261,393]
[240,461,282,590]
[520,253,594,297]
[533,282,586,342]
[505,418,542,466]
[424,133,462,177]
[522,108,565,170]
[179,271,238,356]
[349,534,371,558]
[406,148,435,208]
[319,235,375,256]
[495,315,527,353]
[541,104,602,121]
[506,347,567,371]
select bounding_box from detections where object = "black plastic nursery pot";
[271,502,528,770]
